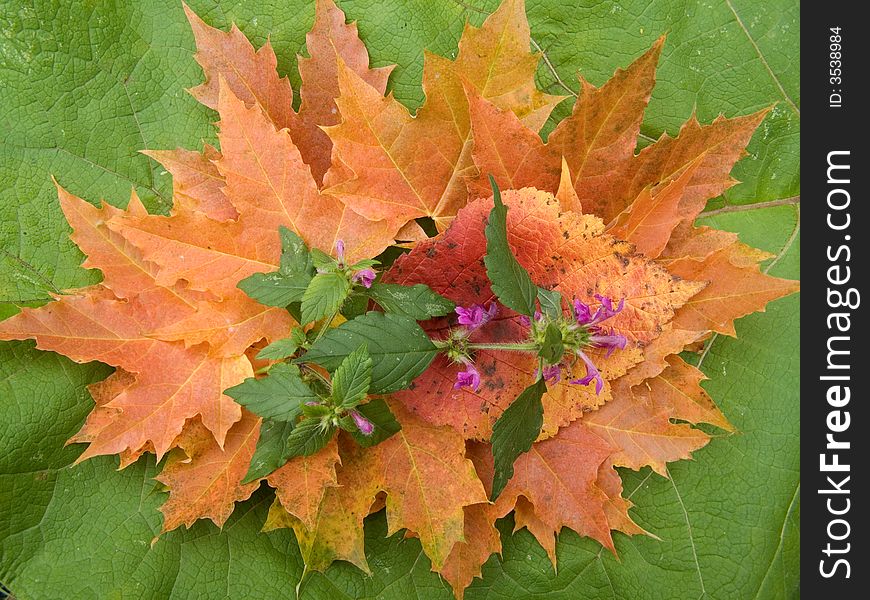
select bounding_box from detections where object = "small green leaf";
[349,398,401,448]
[539,322,564,364]
[300,272,351,324]
[483,176,538,316]
[256,331,304,360]
[277,227,313,272]
[286,419,334,458]
[301,403,330,418]
[537,287,563,320]
[224,363,318,421]
[331,345,372,408]
[242,420,295,484]
[237,228,314,307]
[490,378,546,500]
[237,271,310,308]
[300,312,437,393]
[310,248,337,271]
[366,282,455,320]
[349,258,379,271]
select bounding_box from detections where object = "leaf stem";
[431,337,540,353]
[467,342,539,352]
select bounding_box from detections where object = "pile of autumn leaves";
[0,0,799,597]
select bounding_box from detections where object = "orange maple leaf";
[296,0,394,184]
[142,145,238,222]
[322,0,565,229]
[156,410,262,531]
[267,437,341,531]
[265,402,487,571]
[184,0,392,186]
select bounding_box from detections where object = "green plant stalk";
[431,339,539,353]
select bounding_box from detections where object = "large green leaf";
[301,312,438,394]
[490,378,547,501]
[0,0,798,598]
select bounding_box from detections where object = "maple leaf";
[660,221,742,262]
[69,368,146,469]
[0,286,250,459]
[151,291,294,357]
[508,456,648,569]
[615,326,707,388]
[266,437,341,531]
[464,38,663,199]
[263,434,384,573]
[265,402,486,572]
[469,422,617,552]
[156,410,262,531]
[595,457,650,538]
[375,401,487,568]
[108,209,279,299]
[607,159,702,259]
[184,0,391,185]
[141,146,238,222]
[463,38,770,224]
[451,0,564,131]
[115,84,403,300]
[666,239,800,336]
[56,184,204,324]
[183,2,295,130]
[386,187,703,439]
[591,110,771,223]
[645,355,734,432]
[585,357,732,476]
[322,0,564,229]
[584,383,711,476]
[512,495,556,566]
[215,83,401,262]
[296,0,394,185]
[440,503,502,600]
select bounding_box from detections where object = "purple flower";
[573,299,594,324]
[592,294,625,323]
[573,295,625,327]
[454,362,481,391]
[570,351,604,395]
[589,330,628,357]
[455,303,498,331]
[352,268,376,288]
[349,409,374,435]
[517,311,543,328]
[541,364,562,383]
[335,239,346,265]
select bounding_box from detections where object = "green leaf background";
[0,0,799,598]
